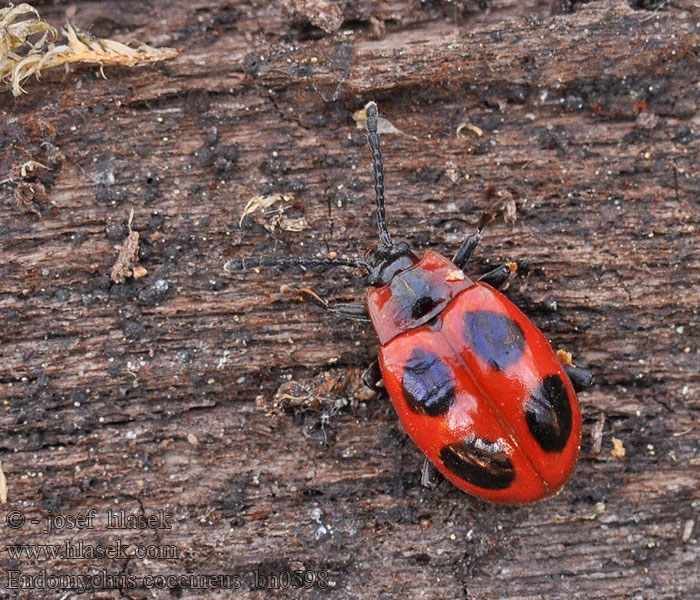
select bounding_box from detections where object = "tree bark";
[1,1,698,599]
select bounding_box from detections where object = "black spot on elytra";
[440,437,515,490]
[525,374,573,452]
[402,348,454,416]
[464,311,525,370]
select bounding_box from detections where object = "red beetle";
[233,102,591,503]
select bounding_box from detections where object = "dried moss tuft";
[1,3,179,96]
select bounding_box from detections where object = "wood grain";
[1,1,698,598]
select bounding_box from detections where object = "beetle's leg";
[361,360,384,391]
[452,212,493,268]
[299,288,371,322]
[453,231,481,269]
[478,262,518,289]
[420,459,443,490]
[564,365,593,392]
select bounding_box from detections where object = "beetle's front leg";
[557,349,593,392]
[452,212,494,269]
[478,262,518,289]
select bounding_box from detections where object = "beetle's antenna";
[364,101,393,249]
[225,255,370,273]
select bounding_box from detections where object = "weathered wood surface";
[1,1,698,599]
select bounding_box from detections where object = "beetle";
[231,102,591,504]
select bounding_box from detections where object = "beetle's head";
[366,241,418,287]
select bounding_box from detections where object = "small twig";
[110,209,142,284]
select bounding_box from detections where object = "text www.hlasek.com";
[5,539,178,561]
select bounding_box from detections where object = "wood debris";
[352,106,409,137]
[681,519,695,543]
[110,210,142,284]
[456,121,483,137]
[557,349,575,367]
[610,437,626,459]
[3,159,51,215]
[279,0,343,34]
[591,413,605,454]
[239,192,306,232]
[132,265,148,279]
